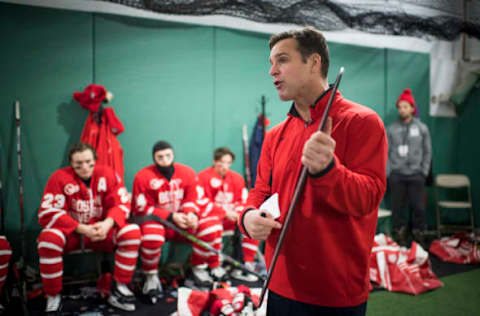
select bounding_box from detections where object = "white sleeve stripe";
[39,257,62,264]
[242,243,259,251]
[46,211,67,229]
[116,224,139,239]
[119,205,130,216]
[197,224,223,237]
[41,271,63,279]
[42,228,66,245]
[38,242,63,252]
[146,206,155,215]
[38,208,64,218]
[0,263,8,269]
[182,202,199,212]
[0,250,12,256]
[115,261,136,271]
[0,275,5,282]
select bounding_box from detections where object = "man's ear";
[310,53,322,74]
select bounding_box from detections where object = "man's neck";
[294,80,329,122]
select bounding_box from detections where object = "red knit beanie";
[73,84,107,112]
[396,88,416,115]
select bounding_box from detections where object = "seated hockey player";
[198,147,260,282]
[37,142,141,314]
[131,141,225,303]
[0,236,11,312]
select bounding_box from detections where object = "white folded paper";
[259,193,280,219]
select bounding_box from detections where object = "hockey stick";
[15,101,26,260]
[258,67,344,307]
[242,124,252,190]
[132,215,265,281]
[0,149,5,235]
[13,100,29,315]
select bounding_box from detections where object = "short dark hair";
[152,140,173,157]
[214,147,235,161]
[68,142,97,163]
[269,26,329,78]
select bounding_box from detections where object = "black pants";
[267,290,367,316]
[389,173,426,230]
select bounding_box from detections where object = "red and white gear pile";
[37,165,140,296]
[0,236,11,294]
[177,284,261,316]
[370,234,443,295]
[198,167,259,263]
[429,232,480,264]
[132,164,223,272]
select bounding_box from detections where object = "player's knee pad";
[140,222,165,250]
[37,228,65,256]
[116,224,141,251]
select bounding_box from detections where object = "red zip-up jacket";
[240,89,387,307]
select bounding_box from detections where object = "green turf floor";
[367,269,480,316]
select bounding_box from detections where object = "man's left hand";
[301,117,335,174]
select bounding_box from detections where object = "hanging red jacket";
[80,107,125,180]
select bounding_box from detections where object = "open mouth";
[274,80,283,89]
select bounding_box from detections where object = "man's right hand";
[243,209,281,240]
[75,223,97,240]
[172,212,189,229]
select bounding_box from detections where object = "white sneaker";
[143,273,163,304]
[45,294,62,314]
[192,264,213,286]
[231,262,258,282]
[108,281,136,311]
[210,266,227,281]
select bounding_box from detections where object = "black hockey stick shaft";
[14,100,29,315]
[242,124,252,190]
[258,67,344,307]
[15,101,26,259]
[0,150,5,235]
[133,215,265,281]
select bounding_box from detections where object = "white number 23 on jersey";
[41,193,65,209]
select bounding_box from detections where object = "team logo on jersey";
[150,179,164,190]
[210,177,222,188]
[64,183,80,195]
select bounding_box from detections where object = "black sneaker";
[108,281,136,311]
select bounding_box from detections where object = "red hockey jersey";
[38,165,130,235]
[132,163,199,220]
[81,107,125,180]
[198,167,247,218]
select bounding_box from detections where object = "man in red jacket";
[198,147,260,282]
[239,27,387,315]
[37,142,141,314]
[132,141,225,302]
